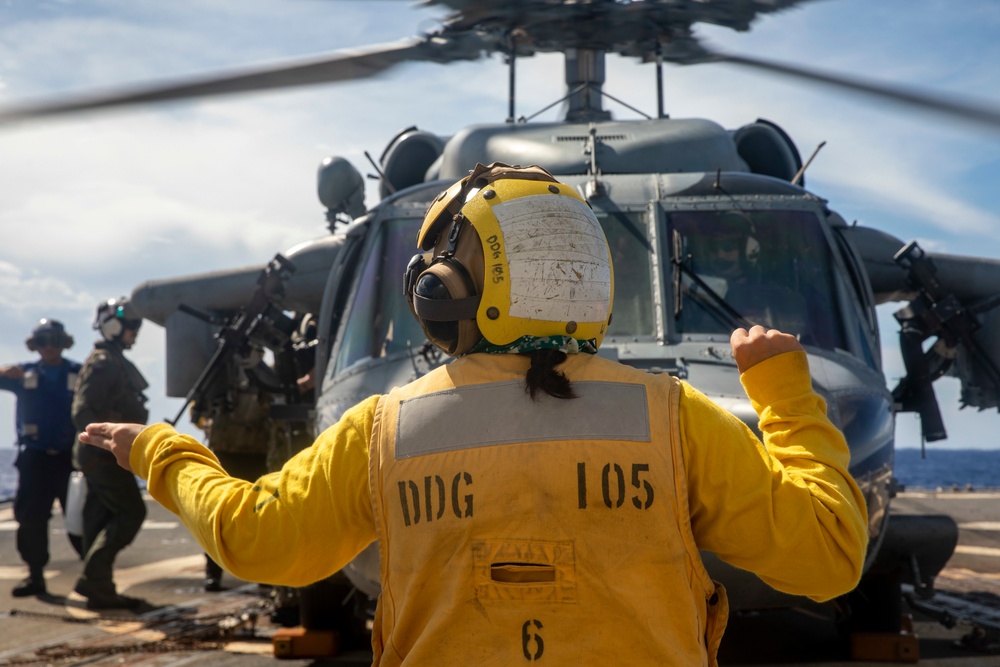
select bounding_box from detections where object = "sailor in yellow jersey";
[80,163,868,666]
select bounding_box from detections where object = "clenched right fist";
[730,325,802,374]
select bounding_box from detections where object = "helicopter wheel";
[835,565,904,636]
[298,571,374,650]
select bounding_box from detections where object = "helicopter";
[2,0,1000,656]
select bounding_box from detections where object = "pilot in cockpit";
[688,210,807,335]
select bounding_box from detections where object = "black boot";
[73,580,143,610]
[12,571,46,597]
[205,554,224,592]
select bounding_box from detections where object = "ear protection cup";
[408,217,487,356]
[100,316,123,340]
[412,258,482,356]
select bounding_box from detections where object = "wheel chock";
[849,614,919,662]
[272,626,340,659]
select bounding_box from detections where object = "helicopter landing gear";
[839,567,919,662]
[837,512,958,662]
[273,572,373,659]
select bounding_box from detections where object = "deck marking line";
[939,567,1000,581]
[896,492,1000,500]
[959,522,1000,531]
[954,545,1000,558]
[0,565,62,580]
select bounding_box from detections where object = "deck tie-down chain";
[0,598,270,665]
[903,584,1000,653]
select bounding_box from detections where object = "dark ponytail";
[525,349,577,401]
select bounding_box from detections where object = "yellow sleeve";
[680,350,869,602]
[131,395,381,587]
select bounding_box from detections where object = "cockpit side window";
[669,209,849,352]
[596,210,655,339]
[334,218,425,373]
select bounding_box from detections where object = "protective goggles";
[31,335,60,348]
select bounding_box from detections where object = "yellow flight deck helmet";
[404,162,614,357]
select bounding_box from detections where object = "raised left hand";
[79,423,146,472]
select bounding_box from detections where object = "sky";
[0,0,998,452]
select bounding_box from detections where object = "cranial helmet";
[94,297,142,342]
[404,162,614,357]
[26,318,74,351]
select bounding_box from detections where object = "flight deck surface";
[2,491,1000,666]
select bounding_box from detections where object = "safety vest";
[370,352,727,666]
[3,359,81,450]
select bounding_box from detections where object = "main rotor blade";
[709,51,1000,131]
[0,38,449,125]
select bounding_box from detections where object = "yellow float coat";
[132,350,868,666]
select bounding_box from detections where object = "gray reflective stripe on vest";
[395,380,650,459]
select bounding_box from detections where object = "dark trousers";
[74,442,146,594]
[13,447,81,573]
[205,451,269,581]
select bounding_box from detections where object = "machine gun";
[166,253,297,426]
[891,241,1000,448]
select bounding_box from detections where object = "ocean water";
[2,446,998,503]
[893,448,1000,491]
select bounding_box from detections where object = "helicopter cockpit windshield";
[330,201,858,382]
[669,208,848,351]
